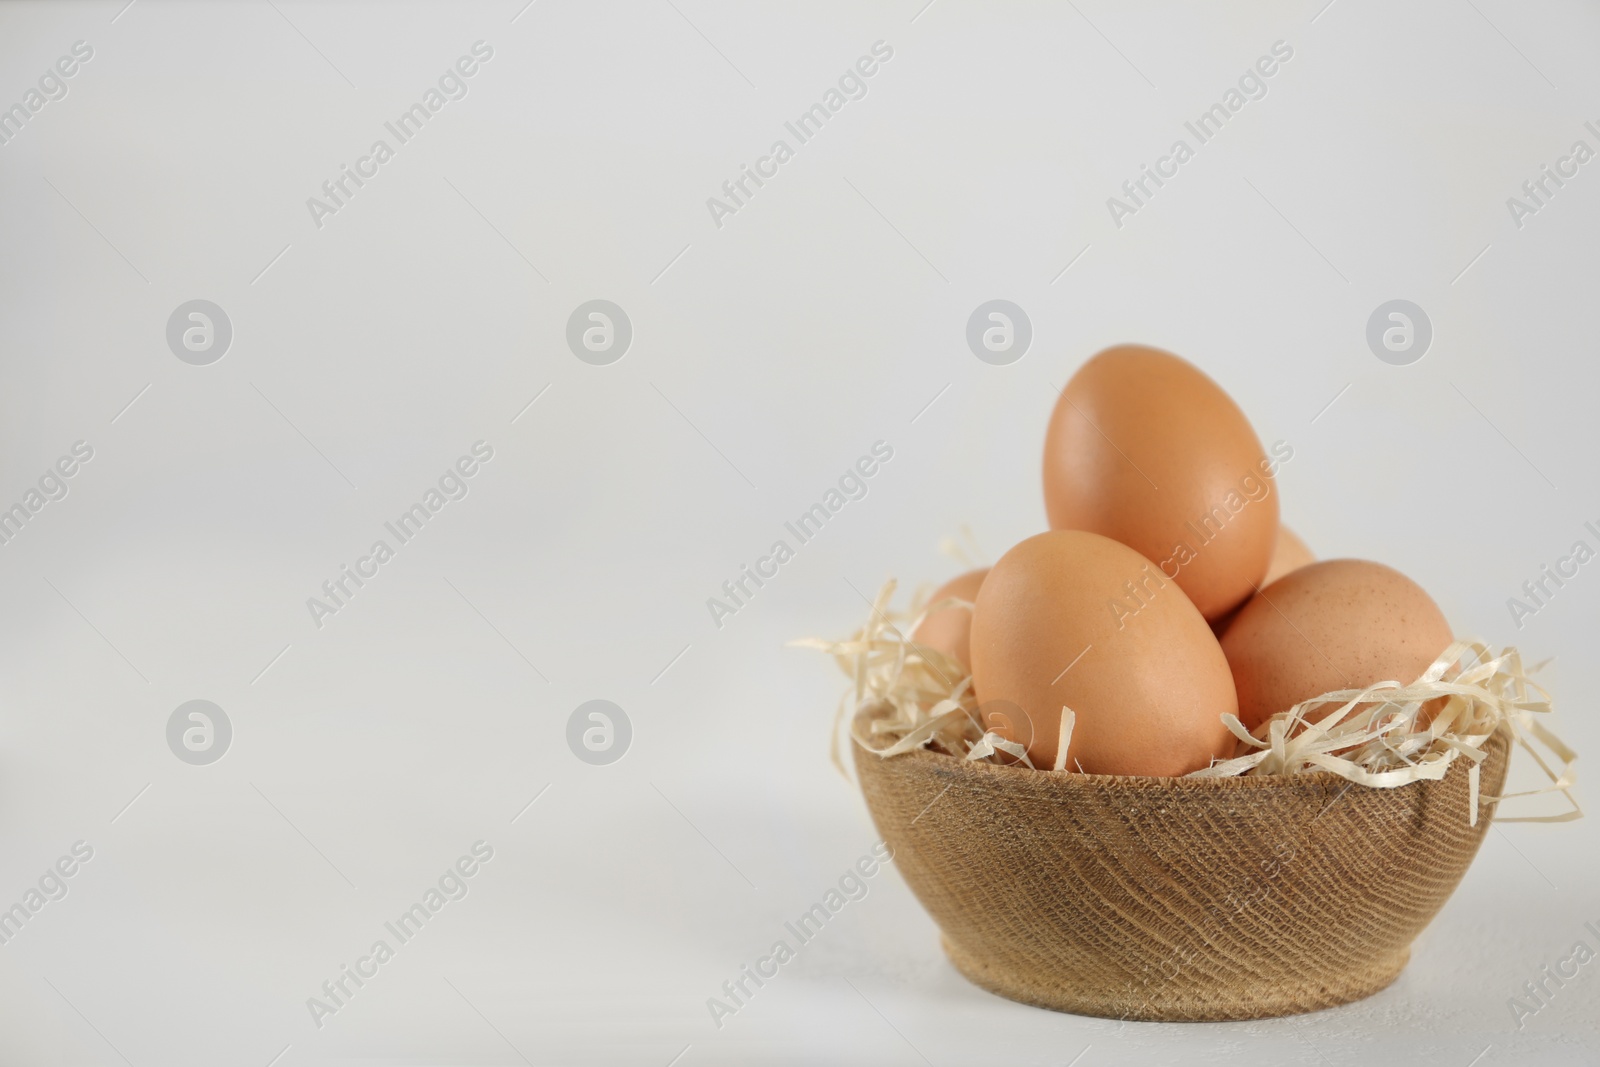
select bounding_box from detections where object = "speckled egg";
[1220,559,1453,730]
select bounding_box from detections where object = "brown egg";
[970,530,1237,776]
[910,568,988,673]
[1263,525,1315,585]
[1220,559,1453,731]
[1043,345,1283,620]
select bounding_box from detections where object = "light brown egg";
[1220,559,1453,731]
[910,568,988,674]
[1043,345,1282,620]
[970,530,1237,776]
[1263,525,1315,585]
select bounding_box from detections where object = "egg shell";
[1263,525,1315,586]
[1220,559,1453,731]
[911,568,988,673]
[1043,345,1280,620]
[970,530,1238,776]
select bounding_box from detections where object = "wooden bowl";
[855,728,1509,1021]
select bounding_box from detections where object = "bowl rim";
[853,727,1507,795]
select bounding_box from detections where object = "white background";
[0,0,1596,1063]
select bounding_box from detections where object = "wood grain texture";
[856,729,1510,1021]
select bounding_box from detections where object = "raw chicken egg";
[1220,559,1453,731]
[1043,345,1283,620]
[911,568,988,673]
[1263,525,1315,585]
[970,530,1237,776]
